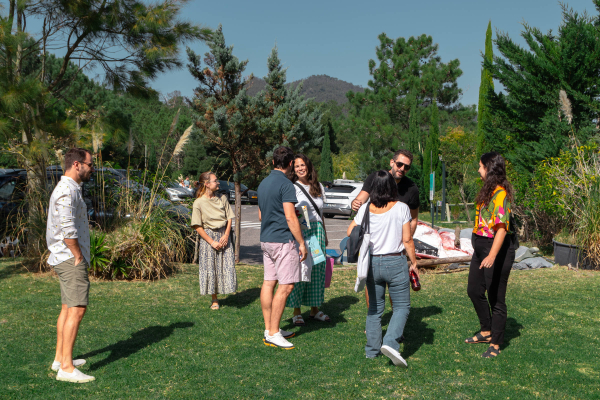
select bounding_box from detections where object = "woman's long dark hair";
[288,154,322,197]
[475,152,514,206]
[369,170,399,208]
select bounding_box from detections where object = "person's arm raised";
[409,208,419,236]
[351,190,370,212]
[283,202,307,261]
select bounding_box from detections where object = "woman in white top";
[286,154,331,325]
[347,170,419,367]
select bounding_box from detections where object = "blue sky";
[34,0,599,106]
[151,0,595,106]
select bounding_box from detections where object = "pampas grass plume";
[559,90,573,125]
[173,125,193,157]
[127,132,135,155]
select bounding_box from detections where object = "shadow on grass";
[501,317,523,350]
[281,295,359,336]
[0,259,29,280]
[78,322,194,371]
[381,305,443,359]
[220,287,261,308]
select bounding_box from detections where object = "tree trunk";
[234,180,242,264]
[459,184,472,224]
[193,232,199,263]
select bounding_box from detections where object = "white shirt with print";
[46,176,91,266]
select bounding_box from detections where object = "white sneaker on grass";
[380,345,408,367]
[263,329,295,341]
[56,368,95,383]
[264,332,295,350]
[51,359,86,372]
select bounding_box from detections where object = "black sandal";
[481,345,500,358]
[464,332,491,344]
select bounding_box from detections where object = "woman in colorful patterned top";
[465,152,516,358]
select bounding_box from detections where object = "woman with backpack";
[286,154,331,325]
[464,152,516,358]
[347,170,419,367]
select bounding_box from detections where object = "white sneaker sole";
[56,375,95,383]
[263,339,295,350]
[381,346,407,367]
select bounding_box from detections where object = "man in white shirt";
[46,148,95,383]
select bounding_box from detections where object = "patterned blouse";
[472,186,512,238]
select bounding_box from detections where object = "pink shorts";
[261,241,301,285]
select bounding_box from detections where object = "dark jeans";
[365,255,411,358]
[467,233,516,345]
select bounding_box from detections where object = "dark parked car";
[0,168,63,235]
[216,180,257,205]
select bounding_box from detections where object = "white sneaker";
[56,368,95,383]
[264,332,295,350]
[51,359,86,372]
[380,345,408,367]
[263,329,295,340]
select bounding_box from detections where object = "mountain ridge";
[246,74,364,104]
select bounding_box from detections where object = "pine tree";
[320,128,333,182]
[187,25,258,262]
[485,6,600,198]
[477,21,494,155]
[423,100,442,199]
[346,32,471,173]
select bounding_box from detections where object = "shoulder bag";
[293,183,328,243]
[346,202,370,263]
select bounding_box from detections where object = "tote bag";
[307,234,326,265]
[324,256,334,288]
[347,202,370,263]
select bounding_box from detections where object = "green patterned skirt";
[286,221,326,308]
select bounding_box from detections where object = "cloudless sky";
[34,0,598,106]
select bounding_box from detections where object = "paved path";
[234,205,353,265]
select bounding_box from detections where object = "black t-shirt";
[362,172,420,210]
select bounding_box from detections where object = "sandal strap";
[482,346,500,358]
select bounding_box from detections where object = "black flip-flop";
[482,345,500,358]
[465,332,491,344]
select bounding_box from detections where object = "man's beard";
[80,170,92,182]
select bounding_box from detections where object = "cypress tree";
[320,127,334,182]
[408,95,419,155]
[423,100,442,197]
[477,21,494,155]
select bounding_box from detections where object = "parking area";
[234,205,352,264]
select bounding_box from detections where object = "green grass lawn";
[1,259,599,399]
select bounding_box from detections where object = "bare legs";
[293,306,320,316]
[54,304,87,373]
[261,281,294,335]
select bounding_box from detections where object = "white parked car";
[323,179,364,217]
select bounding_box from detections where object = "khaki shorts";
[53,258,90,307]
[261,241,300,285]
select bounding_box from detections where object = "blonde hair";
[196,171,215,198]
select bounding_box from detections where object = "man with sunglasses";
[47,148,95,383]
[352,149,420,234]
[351,149,420,315]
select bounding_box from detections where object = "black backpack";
[346,203,370,263]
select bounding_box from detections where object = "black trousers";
[467,233,516,345]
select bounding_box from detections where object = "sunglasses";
[78,161,94,168]
[394,161,411,171]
